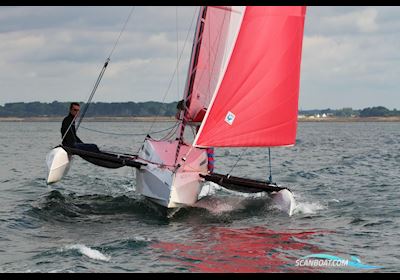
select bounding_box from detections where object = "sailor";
[175,99,185,120]
[61,102,99,152]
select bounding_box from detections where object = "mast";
[174,6,208,165]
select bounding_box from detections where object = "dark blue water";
[0,121,399,272]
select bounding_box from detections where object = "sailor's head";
[69,102,80,117]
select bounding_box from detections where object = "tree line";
[0,101,399,118]
[300,106,400,117]
[0,101,178,117]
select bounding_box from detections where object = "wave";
[64,244,111,262]
[27,190,170,223]
[197,182,327,217]
[293,201,325,215]
[29,186,326,224]
[194,196,246,215]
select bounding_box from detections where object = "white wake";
[65,244,111,261]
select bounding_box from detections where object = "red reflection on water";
[152,226,331,272]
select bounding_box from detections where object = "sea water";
[0,121,399,272]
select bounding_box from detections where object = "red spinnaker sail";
[194,6,307,147]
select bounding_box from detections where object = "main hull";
[135,139,208,208]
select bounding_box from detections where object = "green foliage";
[0,101,178,117]
[1,102,399,118]
[359,106,392,117]
[300,106,399,117]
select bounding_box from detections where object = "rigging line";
[97,149,137,158]
[193,8,229,108]
[61,112,79,144]
[172,126,199,172]
[161,122,180,140]
[108,6,135,59]
[158,121,181,141]
[268,147,273,183]
[146,6,199,136]
[78,123,179,136]
[227,148,248,176]
[76,7,135,130]
[174,6,206,165]
[76,60,109,130]
[176,6,180,100]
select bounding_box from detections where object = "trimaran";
[46,6,307,216]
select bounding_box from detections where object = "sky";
[0,6,399,110]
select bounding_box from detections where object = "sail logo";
[225,111,235,125]
[295,254,383,270]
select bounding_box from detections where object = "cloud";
[322,8,379,33]
[298,6,400,109]
[0,6,399,110]
[0,6,198,104]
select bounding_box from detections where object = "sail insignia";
[225,111,235,125]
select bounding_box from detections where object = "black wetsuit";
[60,114,99,152]
[61,113,83,147]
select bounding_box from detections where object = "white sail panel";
[185,6,245,123]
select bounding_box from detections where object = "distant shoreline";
[0,116,176,122]
[0,116,400,122]
[298,116,400,122]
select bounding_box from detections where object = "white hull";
[135,139,296,215]
[136,139,208,208]
[44,142,295,216]
[271,189,296,216]
[46,146,72,184]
